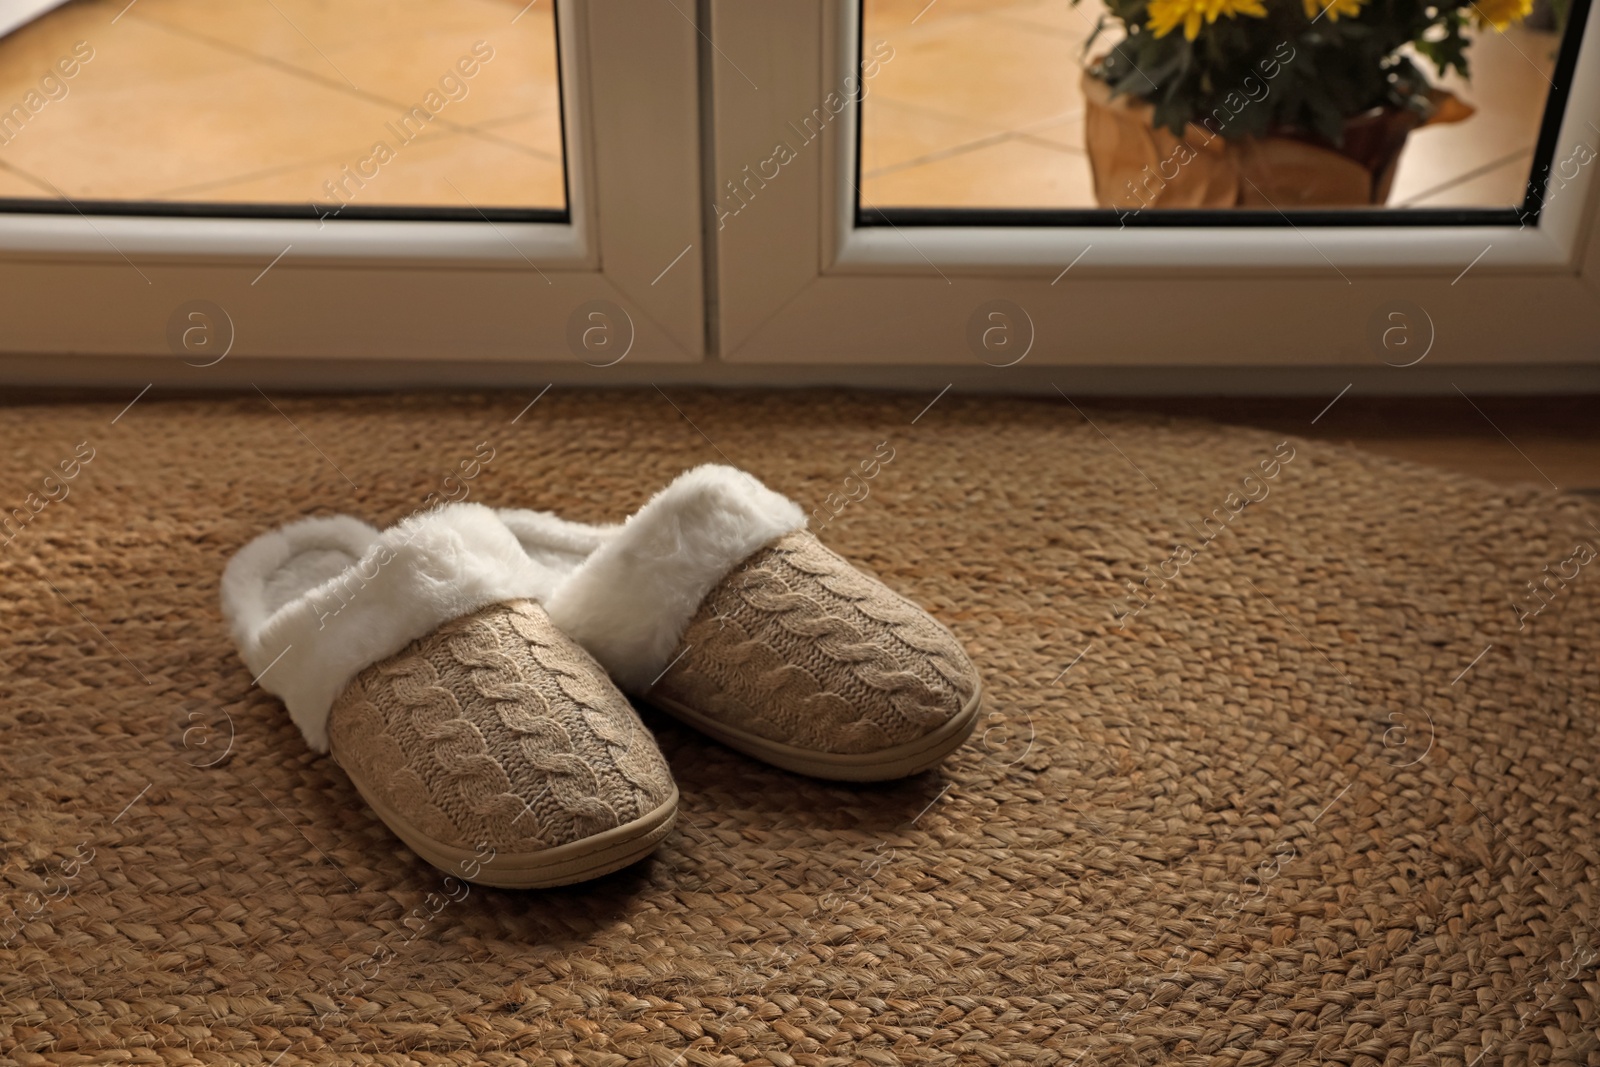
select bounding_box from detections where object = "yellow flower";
[1301,0,1366,20]
[1471,0,1533,29]
[1147,0,1268,41]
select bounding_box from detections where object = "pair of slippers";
[222,465,982,889]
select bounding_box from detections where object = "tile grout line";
[1397,146,1537,208]
[149,124,561,202]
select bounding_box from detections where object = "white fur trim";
[220,504,564,753]
[497,465,806,693]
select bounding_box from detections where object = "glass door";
[0,0,565,218]
[0,0,708,367]
[706,0,1600,371]
[858,0,1587,220]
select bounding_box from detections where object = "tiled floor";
[0,0,1567,214]
[0,0,564,209]
[860,0,1564,210]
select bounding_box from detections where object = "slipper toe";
[330,600,678,888]
[646,531,981,780]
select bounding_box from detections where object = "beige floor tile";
[147,120,453,201]
[124,0,532,77]
[865,0,1042,36]
[0,13,413,200]
[0,160,50,196]
[869,16,1085,133]
[992,0,1107,41]
[861,97,1008,175]
[1402,150,1532,208]
[189,127,564,209]
[862,135,1094,208]
[127,0,560,136]
[0,0,118,132]
[475,107,563,156]
[0,0,562,207]
[1020,110,1088,154]
[314,15,559,133]
[0,0,103,71]
[1388,26,1556,206]
[372,127,563,209]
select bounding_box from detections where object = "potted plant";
[1075,0,1532,210]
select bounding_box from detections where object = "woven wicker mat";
[1,390,1596,1067]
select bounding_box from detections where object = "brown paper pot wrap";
[1082,70,1473,210]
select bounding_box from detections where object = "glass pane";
[0,0,565,217]
[860,0,1585,216]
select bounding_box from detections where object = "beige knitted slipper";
[220,506,678,888]
[495,466,982,780]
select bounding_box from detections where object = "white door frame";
[708,0,1600,368]
[0,0,707,365]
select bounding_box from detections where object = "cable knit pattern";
[648,531,980,754]
[503,606,671,805]
[328,600,674,854]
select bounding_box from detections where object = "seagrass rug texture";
[1,390,1596,1067]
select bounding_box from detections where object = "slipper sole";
[647,683,983,781]
[338,765,679,889]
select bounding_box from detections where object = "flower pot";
[1081,71,1473,211]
